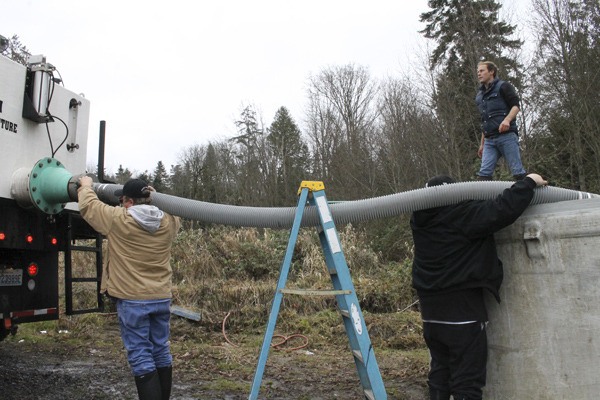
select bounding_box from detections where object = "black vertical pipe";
[98,120,106,183]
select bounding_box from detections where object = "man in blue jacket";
[411,173,547,400]
[476,61,526,180]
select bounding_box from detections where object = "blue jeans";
[478,133,526,178]
[116,299,172,376]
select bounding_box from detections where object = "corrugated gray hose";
[91,182,598,229]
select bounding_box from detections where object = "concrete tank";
[484,198,600,399]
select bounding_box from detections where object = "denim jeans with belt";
[478,132,526,178]
[116,298,172,376]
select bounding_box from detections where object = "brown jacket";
[77,186,181,300]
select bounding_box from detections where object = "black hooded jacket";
[411,177,537,321]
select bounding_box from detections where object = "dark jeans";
[423,322,487,400]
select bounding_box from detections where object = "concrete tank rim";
[521,197,600,217]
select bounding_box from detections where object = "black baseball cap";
[114,178,151,198]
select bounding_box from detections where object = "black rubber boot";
[157,365,173,400]
[134,370,161,400]
[429,387,450,400]
[477,175,493,181]
[513,173,527,180]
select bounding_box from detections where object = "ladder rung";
[364,389,375,400]
[69,245,101,252]
[353,349,364,363]
[339,308,349,318]
[279,288,352,296]
[69,277,100,283]
[68,307,101,315]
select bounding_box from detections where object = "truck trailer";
[0,50,102,340]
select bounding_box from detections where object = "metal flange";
[28,158,73,214]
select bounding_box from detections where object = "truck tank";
[485,197,600,399]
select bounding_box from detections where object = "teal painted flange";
[29,158,73,214]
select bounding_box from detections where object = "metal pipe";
[97,121,106,183]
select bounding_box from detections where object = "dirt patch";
[0,315,428,399]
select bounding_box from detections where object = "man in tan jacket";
[78,176,180,400]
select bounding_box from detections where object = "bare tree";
[377,77,441,191]
[529,0,600,191]
[175,144,207,200]
[305,64,380,199]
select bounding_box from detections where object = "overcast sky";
[4,0,525,175]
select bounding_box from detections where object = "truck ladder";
[249,181,387,400]
[63,211,104,315]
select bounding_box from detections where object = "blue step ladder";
[248,181,387,400]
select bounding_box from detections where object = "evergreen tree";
[115,165,132,184]
[1,35,30,65]
[136,170,153,185]
[232,105,268,205]
[267,107,310,205]
[152,161,169,193]
[200,143,219,203]
[421,0,522,81]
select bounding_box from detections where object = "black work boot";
[513,173,527,180]
[477,175,493,181]
[157,365,173,400]
[429,387,450,400]
[134,370,161,400]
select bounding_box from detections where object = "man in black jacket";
[411,173,547,400]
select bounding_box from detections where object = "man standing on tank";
[476,61,526,181]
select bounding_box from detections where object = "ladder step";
[69,245,101,252]
[364,389,375,400]
[68,307,102,315]
[353,349,364,363]
[339,308,349,318]
[69,277,100,283]
[279,288,351,296]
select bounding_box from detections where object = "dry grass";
[62,224,424,353]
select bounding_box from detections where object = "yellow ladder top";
[298,181,325,195]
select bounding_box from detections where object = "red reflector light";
[27,263,39,277]
[50,237,58,245]
[0,232,5,240]
[26,234,34,244]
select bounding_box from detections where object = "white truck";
[0,48,103,340]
